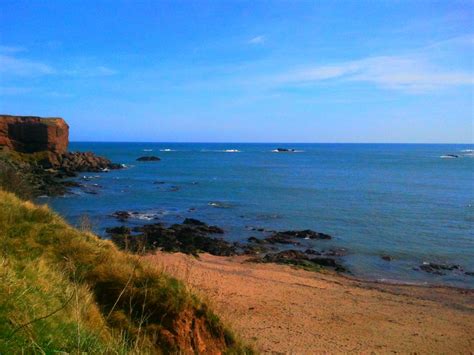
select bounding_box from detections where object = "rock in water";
[108,219,231,256]
[183,218,207,226]
[137,156,161,161]
[256,250,347,272]
[418,262,462,275]
[111,211,132,221]
[264,229,332,244]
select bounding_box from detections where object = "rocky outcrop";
[261,230,333,245]
[107,219,234,256]
[0,115,69,154]
[137,156,160,161]
[39,151,122,173]
[256,249,347,272]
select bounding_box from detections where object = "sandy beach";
[145,252,474,354]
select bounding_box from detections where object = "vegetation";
[0,150,35,199]
[0,190,252,353]
[0,148,66,198]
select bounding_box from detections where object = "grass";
[0,151,35,199]
[0,190,253,354]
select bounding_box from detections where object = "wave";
[159,148,175,152]
[440,155,459,159]
[208,201,234,209]
[460,149,473,152]
[134,213,158,221]
[127,211,160,221]
[200,149,241,153]
[82,175,101,180]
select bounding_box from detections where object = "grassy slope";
[0,190,251,354]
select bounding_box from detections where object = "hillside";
[0,190,251,354]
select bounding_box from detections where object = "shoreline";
[335,272,474,291]
[144,251,474,353]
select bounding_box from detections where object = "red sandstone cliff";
[0,115,69,154]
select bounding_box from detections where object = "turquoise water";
[46,143,474,288]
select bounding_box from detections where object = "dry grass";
[0,157,34,199]
[0,190,252,354]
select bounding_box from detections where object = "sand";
[144,252,474,354]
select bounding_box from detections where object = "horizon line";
[69,140,474,145]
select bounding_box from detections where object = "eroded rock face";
[0,115,69,154]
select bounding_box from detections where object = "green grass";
[0,190,253,354]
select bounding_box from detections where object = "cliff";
[0,115,69,154]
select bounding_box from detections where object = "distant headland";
[0,114,122,196]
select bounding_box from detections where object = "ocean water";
[46,143,474,288]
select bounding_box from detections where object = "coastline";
[144,251,474,353]
[51,141,474,289]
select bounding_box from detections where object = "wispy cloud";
[248,35,266,45]
[0,86,32,95]
[94,66,117,76]
[422,33,474,50]
[0,45,27,53]
[0,54,55,76]
[0,52,117,78]
[274,55,473,92]
[63,65,117,77]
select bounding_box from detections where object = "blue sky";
[0,1,472,143]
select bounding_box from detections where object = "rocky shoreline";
[105,212,474,279]
[0,148,123,197]
[105,215,349,273]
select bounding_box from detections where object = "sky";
[0,0,473,143]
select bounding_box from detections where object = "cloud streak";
[63,65,117,77]
[0,53,117,78]
[248,35,265,44]
[274,55,473,92]
[0,45,27,53]
[0,54,55,76]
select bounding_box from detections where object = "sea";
[44,142,474,288]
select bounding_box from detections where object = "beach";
[145,251,474,353]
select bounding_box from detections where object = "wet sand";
[144,252,474,354]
